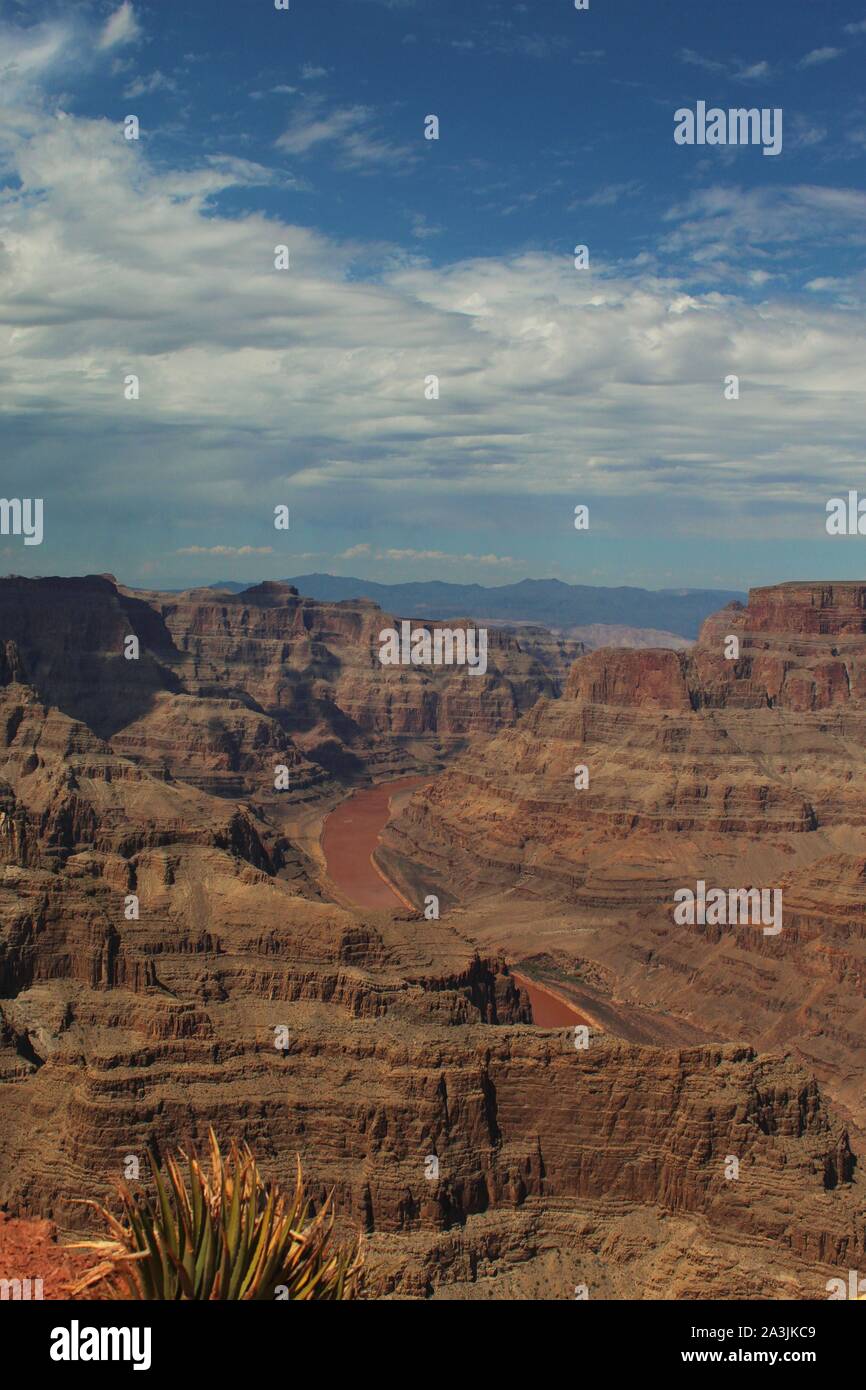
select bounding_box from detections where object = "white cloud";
[275,105,366,155]
[176,546,274,556]
[582,181,643,208]
[678,50,772,83]
[124,70,177,99]
[377,549,515,565]
[662,185,866,273]
[409,211,443,239]
[275,102,413,168]
[798,47,843,68]
[98,3,141,52]
[678,48,726,73]
[789,117,827,149]
[735,60,771,81]
[340,546,514,566]
[2,23,866,562]
[0,17,77,92]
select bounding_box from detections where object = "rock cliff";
[0,576,864,1299]
[0,575,579,795]
[381,582,866,1152]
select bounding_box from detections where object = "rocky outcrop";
[381,582,866,1148]
[0,576,581,798]
[1,574,865,1300]
[2,915,863,1300]
[147,583,581,763]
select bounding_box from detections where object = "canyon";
[320,774,587,1027]
[273,574,744,640]
[380,582,866,1142]
[0,575,864,1299]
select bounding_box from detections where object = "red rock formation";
[1,574,864,1299]
[0,576,580,796]
[381,582,866,1156]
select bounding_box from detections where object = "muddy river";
[321,777,589,1028]
[320,775,430,909]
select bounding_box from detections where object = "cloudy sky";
[2,0,866,591]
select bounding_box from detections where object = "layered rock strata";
[1,576,864,1299]
[381,582,866,1145]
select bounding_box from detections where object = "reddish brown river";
[321,776,430,908]
[322,777,588,1028]
[510,974,588,1027]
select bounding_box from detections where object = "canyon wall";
[0,575,580,795]
[381,581,866,1146]
[0,575,864,1298]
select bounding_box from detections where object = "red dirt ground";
[0,1211,114,1300]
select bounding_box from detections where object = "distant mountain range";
[206,575,747,640]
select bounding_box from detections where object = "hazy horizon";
[0,566,751,597]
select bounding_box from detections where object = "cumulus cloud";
[662,185,866,275]
[1,10,866,582]
[4,110,866,553]
[5,128,866,532]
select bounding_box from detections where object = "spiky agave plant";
[73,1130,362,1300]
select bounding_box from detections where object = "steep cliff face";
[380,582,866,1143]
[0,574,864,1300]
[363,1040,863,1299]
[0,576,580,797]
[725,581,866,637]
[0,673,547,1298]
[147,582,581,757]
[2,888,862,1301]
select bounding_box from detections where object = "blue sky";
[2,0,866,591]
